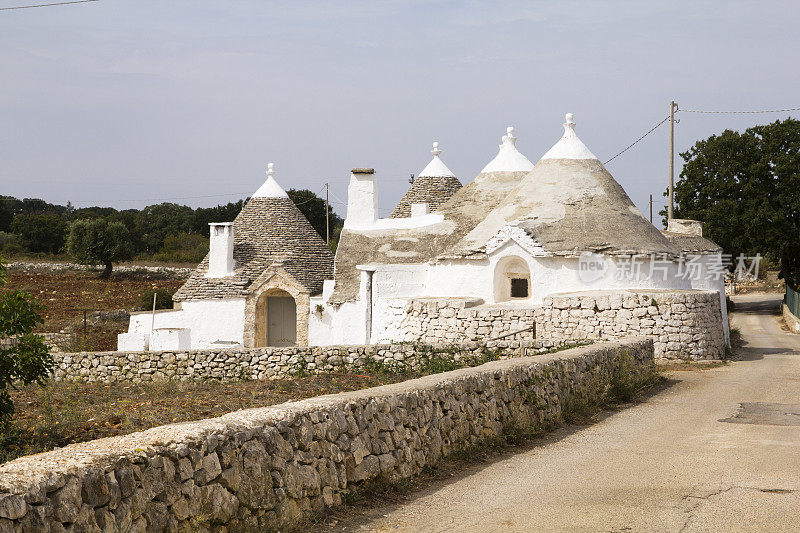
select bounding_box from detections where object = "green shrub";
[0,242,26,258]
[154,232,208,263]
[0,232,19,248]
[0,260,53,422]
[138,288,174,311]
[10,213,68,254]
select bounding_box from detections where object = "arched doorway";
[255,289,297,347]
[493,256,531,302]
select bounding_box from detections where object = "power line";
[604,115,670,165]
[70,192,252,205]
[680,106,800,114]
[0,0,98,10]
[68,184,330,206]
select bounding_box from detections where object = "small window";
[510,278,529,298]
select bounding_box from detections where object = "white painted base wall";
[122,298,246,350]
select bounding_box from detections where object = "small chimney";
[207,222,234,277]
[411,202,429,217]
[667,218,704,236]
[345,168,378,228]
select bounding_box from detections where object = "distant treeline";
[0,192,342,263]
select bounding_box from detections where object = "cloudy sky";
[2,0,799,223]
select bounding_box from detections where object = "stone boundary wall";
[5,261,192,279]
[376,298,536,344]
[1,332,73,354]
[0,338,653,532]
[51,339,573,384]
[535,290,725,360]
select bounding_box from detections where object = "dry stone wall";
[0,339,653,532]
[535,290,725,360]
[1,333,73,354]
[5,261,192,279]
[51,339,571,384]
[375,298,536,344]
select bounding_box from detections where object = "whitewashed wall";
[126,298,246,349]
[310,242,711,346]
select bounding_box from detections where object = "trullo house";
[119,164,334,350]
[119,114,727,353]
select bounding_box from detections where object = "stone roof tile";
[174,197,334,301]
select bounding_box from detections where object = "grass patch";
[562,348,663,424]
[726,327,743,359]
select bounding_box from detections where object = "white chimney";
[206,222,235,277]
[344,168,378,229]
[411,202,429,217]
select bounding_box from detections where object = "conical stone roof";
[174,164,334,301]
[330,127,533,304]
[457,114,679,257]
[390,142,462,218]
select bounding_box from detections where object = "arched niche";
[493,255,531,302]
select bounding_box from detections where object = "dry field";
[4,266,186,351]
[2,371,408,464]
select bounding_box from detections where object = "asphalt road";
[344,293,800,532]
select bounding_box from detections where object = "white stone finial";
[253,162,289,198]
[539,112,598,160]
[503,126,517,147]
[480,125,534,173]
[419,141,455,178]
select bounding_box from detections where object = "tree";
[157,232,208,263]
[0,197,17,232]
[71,206,118,221]
[68,219,135,278]
[10,212,68,254]
[133,203,195,254]
[193,200,244,236]
[286,189,343,243]
[672,118,800,286]
[0,260,53,422]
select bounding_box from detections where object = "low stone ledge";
[0,338,653,532]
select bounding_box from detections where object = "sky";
[2,0,799,224]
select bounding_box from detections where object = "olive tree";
[68,218,134,278]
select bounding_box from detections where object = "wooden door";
[267,296,297,347]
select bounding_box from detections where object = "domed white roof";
[480,126,534,173]
[418,142,456,178]
[540,113,598,160]
[252,163,289,198]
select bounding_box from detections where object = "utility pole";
[649,194,653,224]
[324,182,330,246]
[668,100,676,221]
